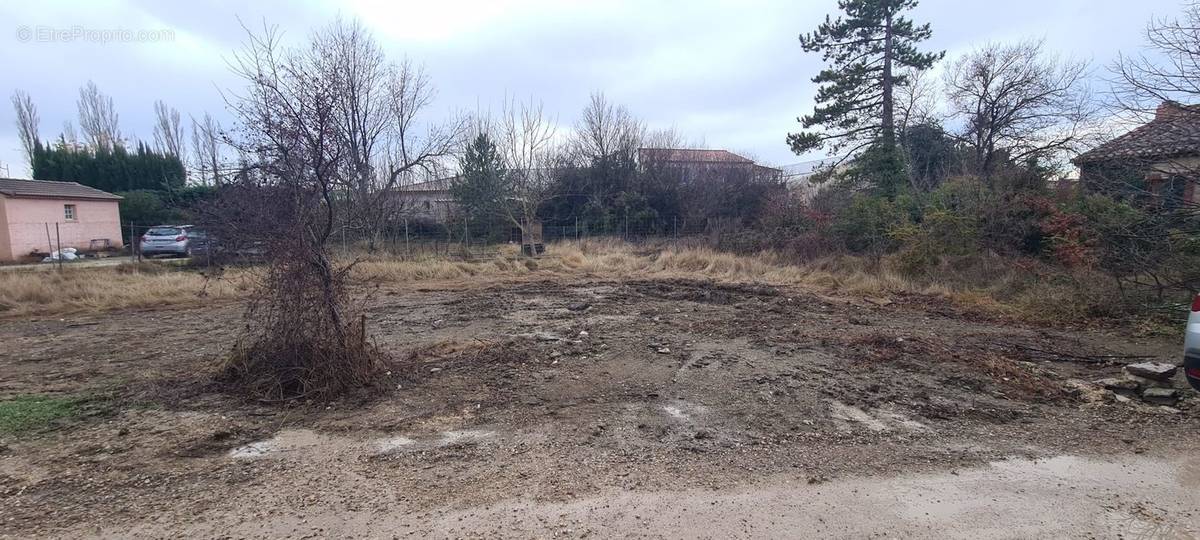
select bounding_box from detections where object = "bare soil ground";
[1,274,1198,538]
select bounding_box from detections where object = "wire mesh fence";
[325,215,721,261]
[7,214,733,269]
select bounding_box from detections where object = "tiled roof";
[0,178,122,200]
[402,177,454,193]
[1075,102,1200,164]
[639,148,755,164]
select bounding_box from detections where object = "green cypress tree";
[788,0,942,196]
[30,139,47,179]
[451,133,511,223]
[30,138,183,192]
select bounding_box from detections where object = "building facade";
[1074,101,1200,205]
[0,178,123,262]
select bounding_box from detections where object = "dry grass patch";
[0,264,250,317]
[350,240,1085,322]
[0,239,1121,325]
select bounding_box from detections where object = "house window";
[424,200,431,210]
[64,204,77,221]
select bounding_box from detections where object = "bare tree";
[496,97,558,236]
[190,112,225,185]
[572,93,644,163]
[61,121,79,147]
[76,80,122,150]
[944,39,1097,184]
[1111,2,1200,119]
[895,67,940,135]
[313,18,389,210]
[152,100,186,160]
[213,22,381,399]
[10,90,40,167]
[569,93,645,211]
[642,126,697,150]
[311,18,466,250]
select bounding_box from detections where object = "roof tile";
[1075,102,1200,163]
[0,178,123,200]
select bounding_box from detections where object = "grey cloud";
[0,0,1186,176]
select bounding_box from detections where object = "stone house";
[1074,101,1200,204]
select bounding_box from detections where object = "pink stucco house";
[0,178,123,262]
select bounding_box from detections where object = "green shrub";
[831,194,911,254]
[888,209,979,275]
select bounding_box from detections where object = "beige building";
[638,148,783,183]
[0,178,123,262]
[397,177,456,223]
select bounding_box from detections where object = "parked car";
[185,228,215,258]
[1184,295,1200,391]
[139,225,196,257]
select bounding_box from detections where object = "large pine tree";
[788,0,942,195]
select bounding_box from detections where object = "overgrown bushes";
[713,174,1199,323]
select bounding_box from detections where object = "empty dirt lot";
[1,271,1198,538]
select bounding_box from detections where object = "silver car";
[139,225,194,257]
[1184,295,1200,391]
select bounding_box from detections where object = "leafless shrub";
[210,21,388,401]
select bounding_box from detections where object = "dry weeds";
[0,264,250,317]
[0,239,1107,323]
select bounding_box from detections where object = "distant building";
[638,148,782,182]
[0,178,123,262]
[394,148,785,225]
[389,177,456,224]
[781,157,843,200]
[1074,101,1200,204]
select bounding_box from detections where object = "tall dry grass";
[0,239,1111,322]
[351,239,1040,314]
[0,263,250,317]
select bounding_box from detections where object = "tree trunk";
[880,12,896,146]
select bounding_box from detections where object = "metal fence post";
[54,222,63,272]
[404,219,410,259]
[44,223,54,258]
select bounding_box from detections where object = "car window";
[147,227,181,236]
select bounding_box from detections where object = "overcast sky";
[0,0,1188,178]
